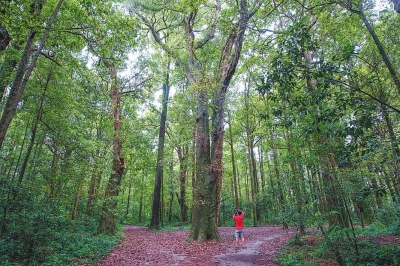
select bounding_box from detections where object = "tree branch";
[194,0,221,49]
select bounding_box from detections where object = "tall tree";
[134,0,261,242]
[150,61,171,229]
[74,2,137,235]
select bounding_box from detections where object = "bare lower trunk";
[177,146,189,223]
[189,92,220,242]
[228,112,239,209]
[72,184,83,232]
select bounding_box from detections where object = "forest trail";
[213,230,293,265]
[98,225,296,266]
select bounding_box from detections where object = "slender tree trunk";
[0,32,35,149]
[265,149,277,216]
[244,86,257,226]
[125,173,133,219]
[86,158,99,216]
[228,111,239,209]
[150,64,170,230]
[17,67,51,184]
[382,172,397,203]
[177,145,189,224]
[0,0,64,149]
[138,170,145,224]
[168,177,173,223]
[382,104,400,201]
[46,142,60,201]
[358,11,400,94]
[285,129,305,233]
[258,140,266,192]
[341,3,400,92]
[321,153,349,228]
[271,130,284,205]
[72,184,83,232]
[371,177,383,208]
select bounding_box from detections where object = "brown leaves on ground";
[97,226,296,266]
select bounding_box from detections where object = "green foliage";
[374,203,400,235]
[278,221,400,266]
[0,208,122,265]
[358,240,400,266]
[44,231,122,266]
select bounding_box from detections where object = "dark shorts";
[235,230,244,238]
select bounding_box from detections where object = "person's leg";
[240,231,244,247]
[235,230,239,247]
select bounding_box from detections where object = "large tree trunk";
[150,66,170,230]
[209,0,260,231]
[189,91,220,241]
[0,32,35,149]
[98,63,125,235]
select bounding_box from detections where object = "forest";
[1,0,400,265]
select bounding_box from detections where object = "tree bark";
[72,184,83,232]
[244,86,258,226]
[227,111,239,209]
[150,64,170,230]
[190,91,219,241]
[98,62,125,235]
[177,145,189,224]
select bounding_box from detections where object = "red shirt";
[233,213,244,230]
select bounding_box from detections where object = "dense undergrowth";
[277,205,400,266]
[0,214,123,266]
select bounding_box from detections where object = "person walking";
[233,209,245,248]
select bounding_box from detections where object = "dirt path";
[213,229,294,266]
[98,226,296,266]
